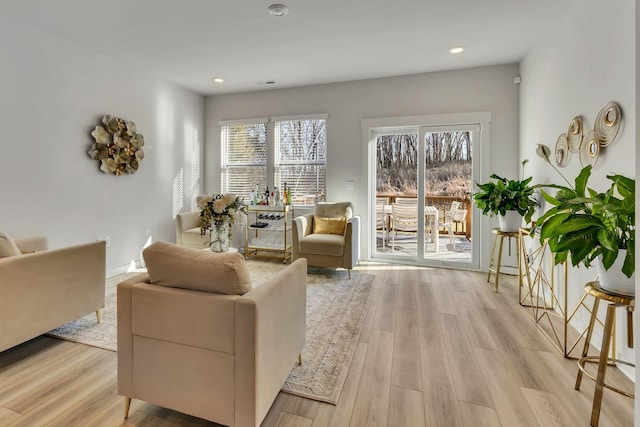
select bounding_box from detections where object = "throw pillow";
[313,215,347,235]
[0,232,21,258]
[143,241,252,295]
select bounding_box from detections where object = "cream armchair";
[1,236,106,352]
[292,202,360,278]
[118,242,307,427]
[175,211,210,248]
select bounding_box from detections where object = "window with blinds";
[274,118,326,205]
[220,121,267,198]
[220,116,327,206]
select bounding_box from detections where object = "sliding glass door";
[370,123,480,269]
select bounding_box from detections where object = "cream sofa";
[0,237,106,353]
[118,242,307,427]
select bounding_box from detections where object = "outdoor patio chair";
[376,197,389,251]
[439,201,467,250]
[391,199,419,251]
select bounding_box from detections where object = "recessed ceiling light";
[267,4,289,17]
[450,47,465,54]
[212,77,224,83]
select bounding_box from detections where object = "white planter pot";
[498,211,522,232]
[596,251,635,296]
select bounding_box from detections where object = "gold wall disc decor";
[594,101,621,147]
[87,115,145,175]
[579,130,599,167]
[567,116,583,152]
[554,133,569,167]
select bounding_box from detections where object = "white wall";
[205,64,521,263]
[520,0,636,381]
[636,0,640,415]
[0,14,205,275]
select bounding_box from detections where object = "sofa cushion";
[0,232,21,258]
[143,241,252,295]
[313,215,347,235]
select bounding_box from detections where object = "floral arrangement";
[199,193,246,235]
[88,114,145,175]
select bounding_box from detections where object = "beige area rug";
[47,259,374,405]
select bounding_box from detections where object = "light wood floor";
[0,264,634,426]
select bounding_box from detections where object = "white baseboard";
[106,259,144,278]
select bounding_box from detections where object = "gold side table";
[575,282,634,427]
[487,228,528,292]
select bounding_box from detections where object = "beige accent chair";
[0,236,106,353]
[118,242,307,427]
[292,202,360,278]
[176,211,210,249]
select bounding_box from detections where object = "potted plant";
[473,174,539,232]
[534,165,635,296]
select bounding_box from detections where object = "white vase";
[210,220,231,252]
[498,211,522,232]
[596,251,635,296]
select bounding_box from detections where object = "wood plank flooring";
[0,263,634,426]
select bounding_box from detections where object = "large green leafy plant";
[473,175,538,224]
[535,165,635,277]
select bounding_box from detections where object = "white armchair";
[176,211,210,249]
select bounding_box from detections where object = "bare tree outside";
[275,119,326,203]
[376,131,472,198]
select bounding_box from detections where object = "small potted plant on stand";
[473,174,539,232]
[534,165,635,296]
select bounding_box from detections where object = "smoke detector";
[267,4,289,17]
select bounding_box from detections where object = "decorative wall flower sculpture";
[88,115,145,175]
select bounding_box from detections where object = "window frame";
[219,118,268,198]
[219,114,328,206]
[273,114,328,205]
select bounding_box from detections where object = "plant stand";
[575,281,634,427]
[487,228,528,292]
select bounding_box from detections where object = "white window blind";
[274,118,326,205]
[220,121,267,198]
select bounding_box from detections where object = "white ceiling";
[0,0,577,96]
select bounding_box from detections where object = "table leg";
[576,297,601,390]
[590,303,616,427]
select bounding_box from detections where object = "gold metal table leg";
[590,303,616,427]
[494,235,505,292]
[576,297,600,390]
[487,232,499,285]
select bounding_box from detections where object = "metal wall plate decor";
[88,114,145,175]
[594,101,622,147]
[579,130,600,167]
[567,116,583,152]
[554,133,569,167]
